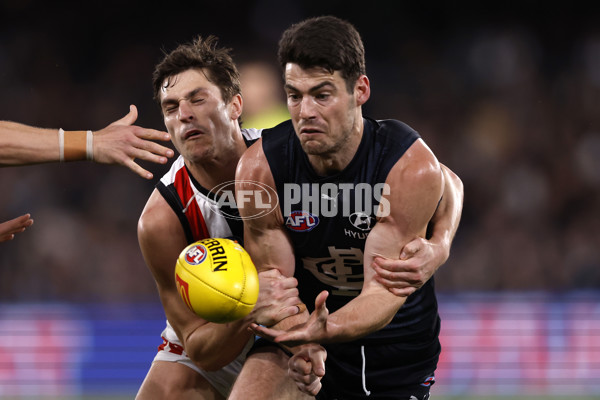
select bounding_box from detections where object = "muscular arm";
[373,163,464,296]
[1,105,174,179]
[429,164,463,257]
[138,189,251,370]
[236,140,308,332]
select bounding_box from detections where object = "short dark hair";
[152,35,241,106]
[277,15,366,92]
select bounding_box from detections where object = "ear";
[230,93,243,120]
[354,75,370,106]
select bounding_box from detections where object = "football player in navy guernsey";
[231,16,463,400]
[137,34,462,399]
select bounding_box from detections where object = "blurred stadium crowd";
[1,2,599,302]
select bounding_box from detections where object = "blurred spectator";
[238,60,289,129]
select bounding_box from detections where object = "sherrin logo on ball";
[174,238,259,323]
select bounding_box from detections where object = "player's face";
[159,68,240,163]
[284,64,366,160]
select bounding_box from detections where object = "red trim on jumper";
[173,167,210,241]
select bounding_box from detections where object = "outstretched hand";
[372,236,440,297]
[0,213,34,242]
[288,343,327,396]
[250,290,330,347]
[93,105,174,179]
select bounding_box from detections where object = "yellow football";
[174,238,259,323]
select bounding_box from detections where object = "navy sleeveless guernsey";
[262,117,441,386]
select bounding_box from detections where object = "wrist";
[431,235,450,266]
[59,129,94,162]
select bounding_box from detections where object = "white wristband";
[58,128,65,162]
[86,130,94,161]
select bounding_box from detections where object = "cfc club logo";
[285,210,320,232]
[185,244,208,265]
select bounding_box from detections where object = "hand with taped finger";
[250,290,330,347]
[288,343,327,396]
[248,268,303,327]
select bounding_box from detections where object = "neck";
[186,136,246,191]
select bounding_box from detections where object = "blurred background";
[1,0,599,398]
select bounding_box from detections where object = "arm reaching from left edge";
[0,214,34,243]
[0,105,174,179]
[372,163,464,296]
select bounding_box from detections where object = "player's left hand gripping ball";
[175,238,259,323]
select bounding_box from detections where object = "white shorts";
[153,320,252,398]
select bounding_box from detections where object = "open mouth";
[184,129,204,139]
[300,127,323,135]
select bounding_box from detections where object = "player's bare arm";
[253,138,444,346]
[235,139,297,277]
[235,139,308,328]
[231,139,318,400]
[138,189,251,371]
[0,105,174,179]
[373,163,464,296]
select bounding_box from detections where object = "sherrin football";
[174,238,259,323]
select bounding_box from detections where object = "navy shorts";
[315,340,437,400]
[251,338,437,400]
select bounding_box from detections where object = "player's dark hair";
[153,35,241,106]
[277,15,366,93]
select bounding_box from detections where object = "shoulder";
[158,155,186,186]
[238,121,293,177]
[260,120,295,143]
[236,137,271,183]
[371,118,420,146]
[385,138,443,211]
[138,188,182,246]
[375,118,419,135]
[241,127,263,147]
[393,139,440,182]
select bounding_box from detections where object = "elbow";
[444,165,464,201]
[188,348,228,371]
[194,358,228,372]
